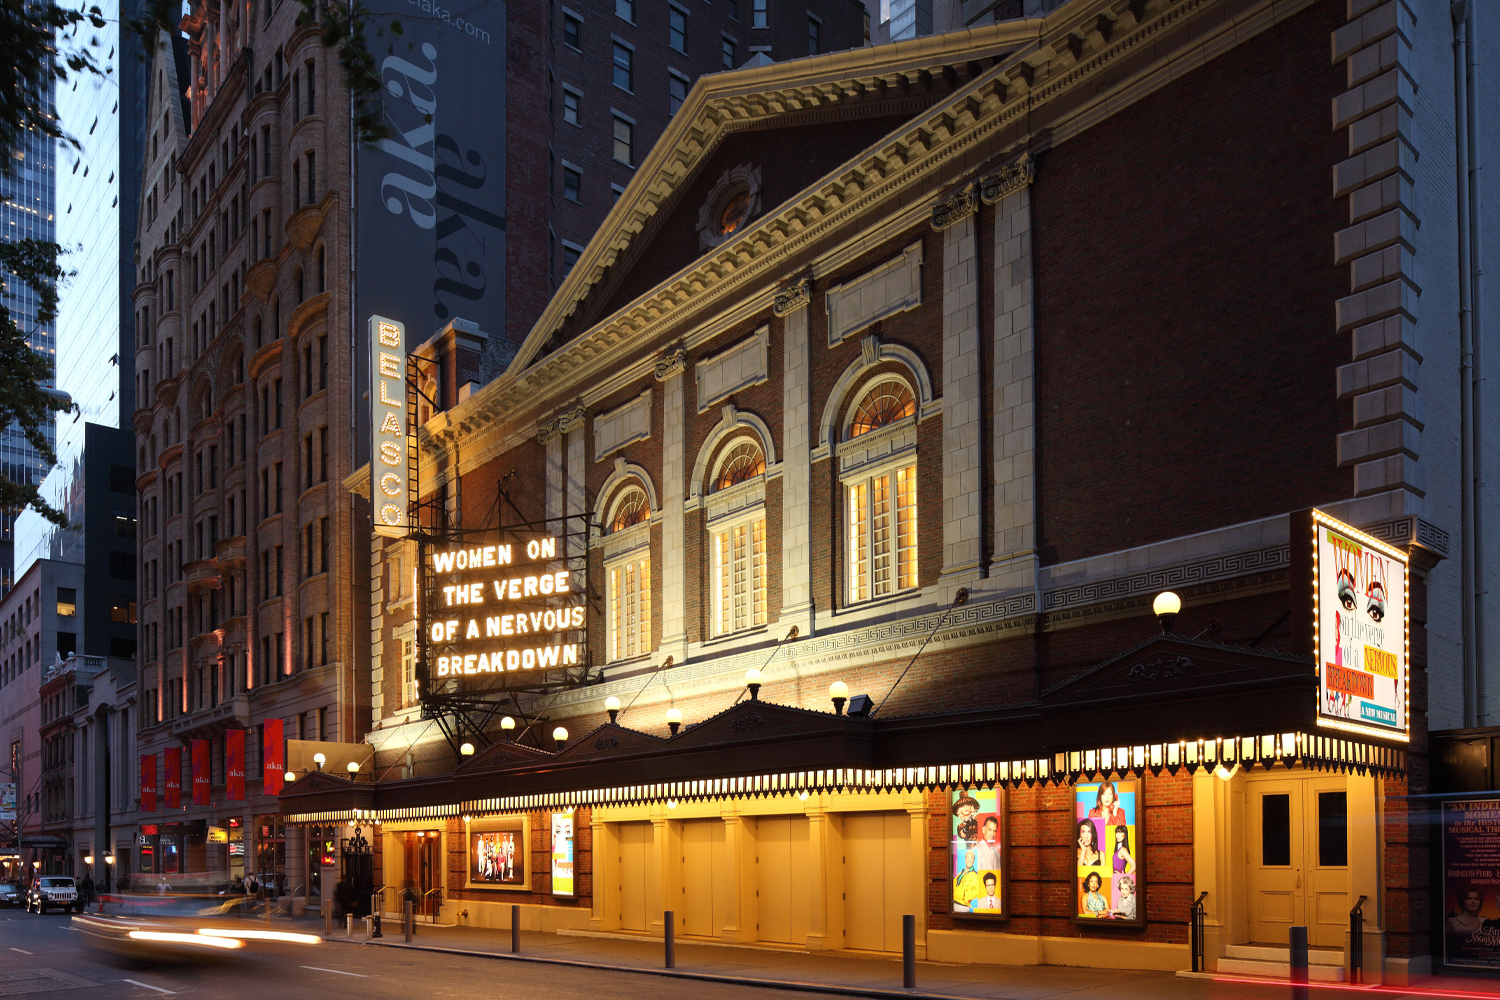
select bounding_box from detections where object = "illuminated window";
[712,440,765,491]
[849,466,916,602]
[608,554,652,661]
[609,488,650,533]
[848,380,915,437]
[401,638,417,708]
[56,588,76,618]
[709,439,767,636]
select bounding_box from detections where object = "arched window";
[609,488,650,533]
[848,380,915,438]
[709,437,768,636]
[712,440,765,492]
[844,380,918,604]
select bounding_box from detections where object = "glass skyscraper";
[0,88,58,594]
[15,0,145,582]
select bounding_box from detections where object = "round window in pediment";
[698,165,762,250]
[718,190,751,237]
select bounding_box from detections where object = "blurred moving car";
[0,882,22,908]
[27,877,79,913]
[73,895,321,962]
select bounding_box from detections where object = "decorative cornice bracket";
[979,152,1035,205]
[537,403,588,444]
[930,182,980,231]
[653,348,688,382]
[772,277,813,317]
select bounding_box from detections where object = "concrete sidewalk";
[302,916,1500,1000]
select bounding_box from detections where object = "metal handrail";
[422,887,443,920]
[1190,891,1209,973]
[1349,895,1367,985]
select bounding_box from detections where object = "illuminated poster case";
[1292,508,1410,743]
[466,816,530,891]
[1074,778,1142,926]
[950,787,1006,918]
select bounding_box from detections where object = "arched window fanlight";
[610,488,650,533]
[849,380,915,438]
[713,440,765,492]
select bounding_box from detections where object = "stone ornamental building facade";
[280,0,1499,982]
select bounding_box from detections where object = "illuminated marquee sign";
[427,534,585,679]
[369,315,408,537]
[1297,508,1410,742]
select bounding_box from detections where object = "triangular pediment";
[456,737,558,775]
[668,699,855,751]
[549,723,666,764]
[1043,635,1312,710]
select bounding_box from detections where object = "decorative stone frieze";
[979,152,1035,204]
[653,348,688,382]
[930,182,979,231]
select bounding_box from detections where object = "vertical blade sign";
[370,315,408,537]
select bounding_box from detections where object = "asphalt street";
[0,909,830,1000]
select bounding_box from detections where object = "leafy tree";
[0,0,107,525]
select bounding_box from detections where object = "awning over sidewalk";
[279,635,1405,823]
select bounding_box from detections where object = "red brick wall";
[925,772,1193,944]
[1032,0,1351,566]
[443,808,593,910]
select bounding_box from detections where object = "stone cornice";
[418,0,1303,487]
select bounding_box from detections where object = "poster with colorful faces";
[1074,778,1140,923]
[950,787,1003,915]
[1314,514,1409,739]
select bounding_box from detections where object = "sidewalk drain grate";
[0,971,100,996]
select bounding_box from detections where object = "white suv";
[27,877,79,914]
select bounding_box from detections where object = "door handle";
[1296,872,1302,888]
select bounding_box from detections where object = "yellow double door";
[1245,775,1350,949]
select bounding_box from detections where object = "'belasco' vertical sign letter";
[370,315,409,536]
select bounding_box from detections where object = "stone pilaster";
[938,209,983,582]
[658,352,688,660]
[778,282,814,633]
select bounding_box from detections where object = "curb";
[324,935,983,1000]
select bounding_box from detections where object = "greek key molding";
[1042,545,1291,612]
[536,404,587,445]
[979,152,1035,204]
[930,182,979,231]
[772,277,813,317]
[653,348,688,382]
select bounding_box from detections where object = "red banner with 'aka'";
[226,730,245,801]
[262,718,284,795]
[163,747,181,810]
[191,739,210,805]
[139,754,157,812]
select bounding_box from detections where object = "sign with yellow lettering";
[1310,508,1409,740]
[426,533,585,681]
[369,315,408,537]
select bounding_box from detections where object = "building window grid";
[609,554,651,661]
[847,463,917,604]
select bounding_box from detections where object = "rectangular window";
[1261,794,1291,867]
[318,334,327,390]
[752,0,767,28]
[668,6,687,52]
[563,165,582,203]
[613,116,633,166]
[56,588,77,617]
[562,87,581,126]
[847,464,917,603]
[609,555,652,661]
[563,12,581,49]
[1318,791,1348,867]
[319,516,329,573]
[305,60,316,115]
[713,517,767,636]
[319,425,328,482]
[721,34,736,69]
[320,611,329,665]
[668,70,688,114]
[562,242,582,275]
[615,0,632,21]
[808,14,820,54]
[612,41,633,92]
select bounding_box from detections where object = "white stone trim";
[837,419,916,477]
[990,184,1036,590]
[813,335,935,461]
[704,476,766,528]
[939,214,982,581]
[592,387,652,462]
[689,403,778,502]
[695,325,769,412]
[780,301,813,631]
[592,456,660,539]
[824,242,922,348]
[660,365,687,658]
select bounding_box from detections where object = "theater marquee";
[426,534,585,680]
[369,315,409,537]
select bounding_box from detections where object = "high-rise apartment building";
[131,0,866,889]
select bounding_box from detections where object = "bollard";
[364,916,373,940]
[324,901,333,937]
[371,896,383,938]
[347,913,354,938]
[404,899,414,942]
[664,910,676,969]
[1289,926,1309,1000]
[511,905,520,953]
[902,914,916,989]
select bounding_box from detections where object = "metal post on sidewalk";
[664,910,676,969]
[1289,925,1309,1000]
[511,905,520,953]
[404,899,414,942]
[323,901,332,937]
[364,916,373,940]
[902,914,916,989]
[371,895,383,938]
[347,914,354,938]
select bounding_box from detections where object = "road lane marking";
[300,966,368,977]
[122,979,176,994]
[9,947,32,954]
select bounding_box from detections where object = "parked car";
[0,882,22,908]
[27,876,79,913]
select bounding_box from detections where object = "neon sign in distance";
[428,535,585,679]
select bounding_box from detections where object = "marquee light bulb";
[460,742,475,756]
[665,708,683,723]
[604,696,621,711]
[501,716,516,730]
[744,667,763,685]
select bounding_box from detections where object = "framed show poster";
[550,810,575,897]
[950,787,1005,917]
[1074,778,1142,925]
[1442,799,1500,970]
[467,816,530,890]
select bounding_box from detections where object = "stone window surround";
[705,488,768,640]
[592,457,660,558]
[814,335,937,463]
[697,164,762,251]
[688,404,779,505]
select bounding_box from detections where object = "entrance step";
[1220,944,1346,982]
